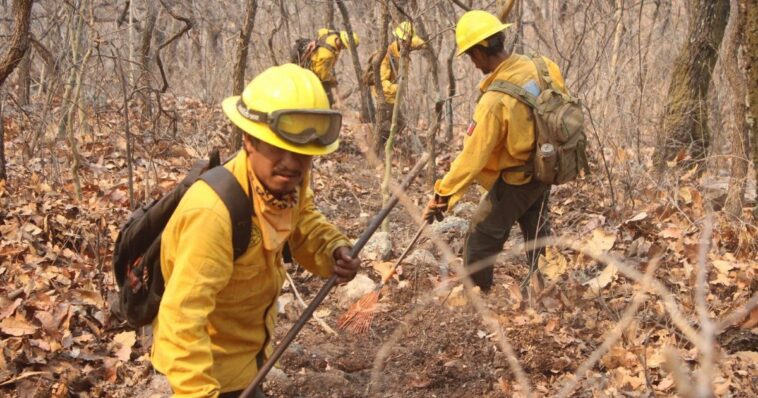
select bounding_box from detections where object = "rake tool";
[338,221,427,333]
[239,153,430,398]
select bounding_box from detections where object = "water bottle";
[535,143,557,184]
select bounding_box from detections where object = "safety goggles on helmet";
[236,100,342,146]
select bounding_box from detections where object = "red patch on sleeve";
[466,120,477,136]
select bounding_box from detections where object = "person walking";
[151,64,360,397]
[423,10,570,292]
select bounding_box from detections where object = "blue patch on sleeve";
[523,80,540,96]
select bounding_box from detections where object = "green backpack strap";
[531,56,560,92]
[486,80,539,110]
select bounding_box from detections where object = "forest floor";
[0,98,756,397]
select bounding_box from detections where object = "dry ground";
[0,100,756,397]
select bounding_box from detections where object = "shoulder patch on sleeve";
[466,120,477,136]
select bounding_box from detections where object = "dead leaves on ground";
[0,97,230,396]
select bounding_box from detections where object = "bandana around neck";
[248,167,298,251]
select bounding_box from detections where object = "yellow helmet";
[455,10,512,56]
[317,28,331,39]
[222,64,341,156]
[393,21,414,41]
[339,31,359,47]
[393,21,426,49]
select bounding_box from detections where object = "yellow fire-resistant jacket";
[375,37,425,104]
[434,54,566,206]
[151,151,351,397]
[309,34,341,84]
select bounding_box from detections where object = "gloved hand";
[423,195,449,224]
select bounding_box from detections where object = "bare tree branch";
[0,0,33,88]
[156,0,193,93]
[231,0,258,149]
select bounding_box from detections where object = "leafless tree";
[231,0,258,150]
[653,0,730,171]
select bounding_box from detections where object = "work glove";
[423,195,449,224]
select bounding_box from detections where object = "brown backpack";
[291,36,338,68]
[488,56,589,185]
[363,49,397,86]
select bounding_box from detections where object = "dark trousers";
[376,105,405,152]
[463,177,552,291]
[322,81,336,107]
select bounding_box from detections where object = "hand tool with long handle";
[240,153,430,398]
[338,221,427,333]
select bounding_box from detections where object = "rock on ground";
[452,201,477,218]
[361,231,393,261]
[405,249,437,269]
[134,374,171,398]
[431,216,469,236]
[335,273,376,308]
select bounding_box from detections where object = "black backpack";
[110,150,252,328]
[290,34,338,68]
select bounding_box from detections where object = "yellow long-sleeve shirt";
[151,151,351,397]
[374,37,425,104]
[434,54,566,206]
[309,34,340,84]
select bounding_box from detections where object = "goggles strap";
[237,100,269,124]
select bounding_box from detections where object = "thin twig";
[694,215,715,397]
[284,271,337,336]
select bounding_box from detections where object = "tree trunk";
[504,0,524,54]
[745,0,758,217]
[65,1,94,201]
[723,0,748,218]
[372,2,390,154]
[30,37,56,96]
[496,0,517,22]
[137,0,158,117]
[326,0,335,30]
[409,0,442,183]
[15,49,31,105]
[381,42,411,233]
[653,0,730,171]
[610,0,625,75]
[0,0,33,88]
[231,0,258,150]
[444,43,456,140]
[335,0,371,123]
[0,98,5,181]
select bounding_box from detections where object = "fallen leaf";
[0,316,37,336]
[585,228,616,255]
[112,331,136,361]
[314,308,332,318]
[658,225,682,239]
[544,318,558,332]
[625,212,648,223]
[539,247,568,281]
[740,306,758,329]
[678,187,693,204]
[655,374,675,391]
[504,283,523,305]
[712,260,736,275]
[408,374,432,388]
[445,285,469,308]
[0,298,22,321]
[582,264,618,298]
[372,261,396,282]
[602,346,638,369]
